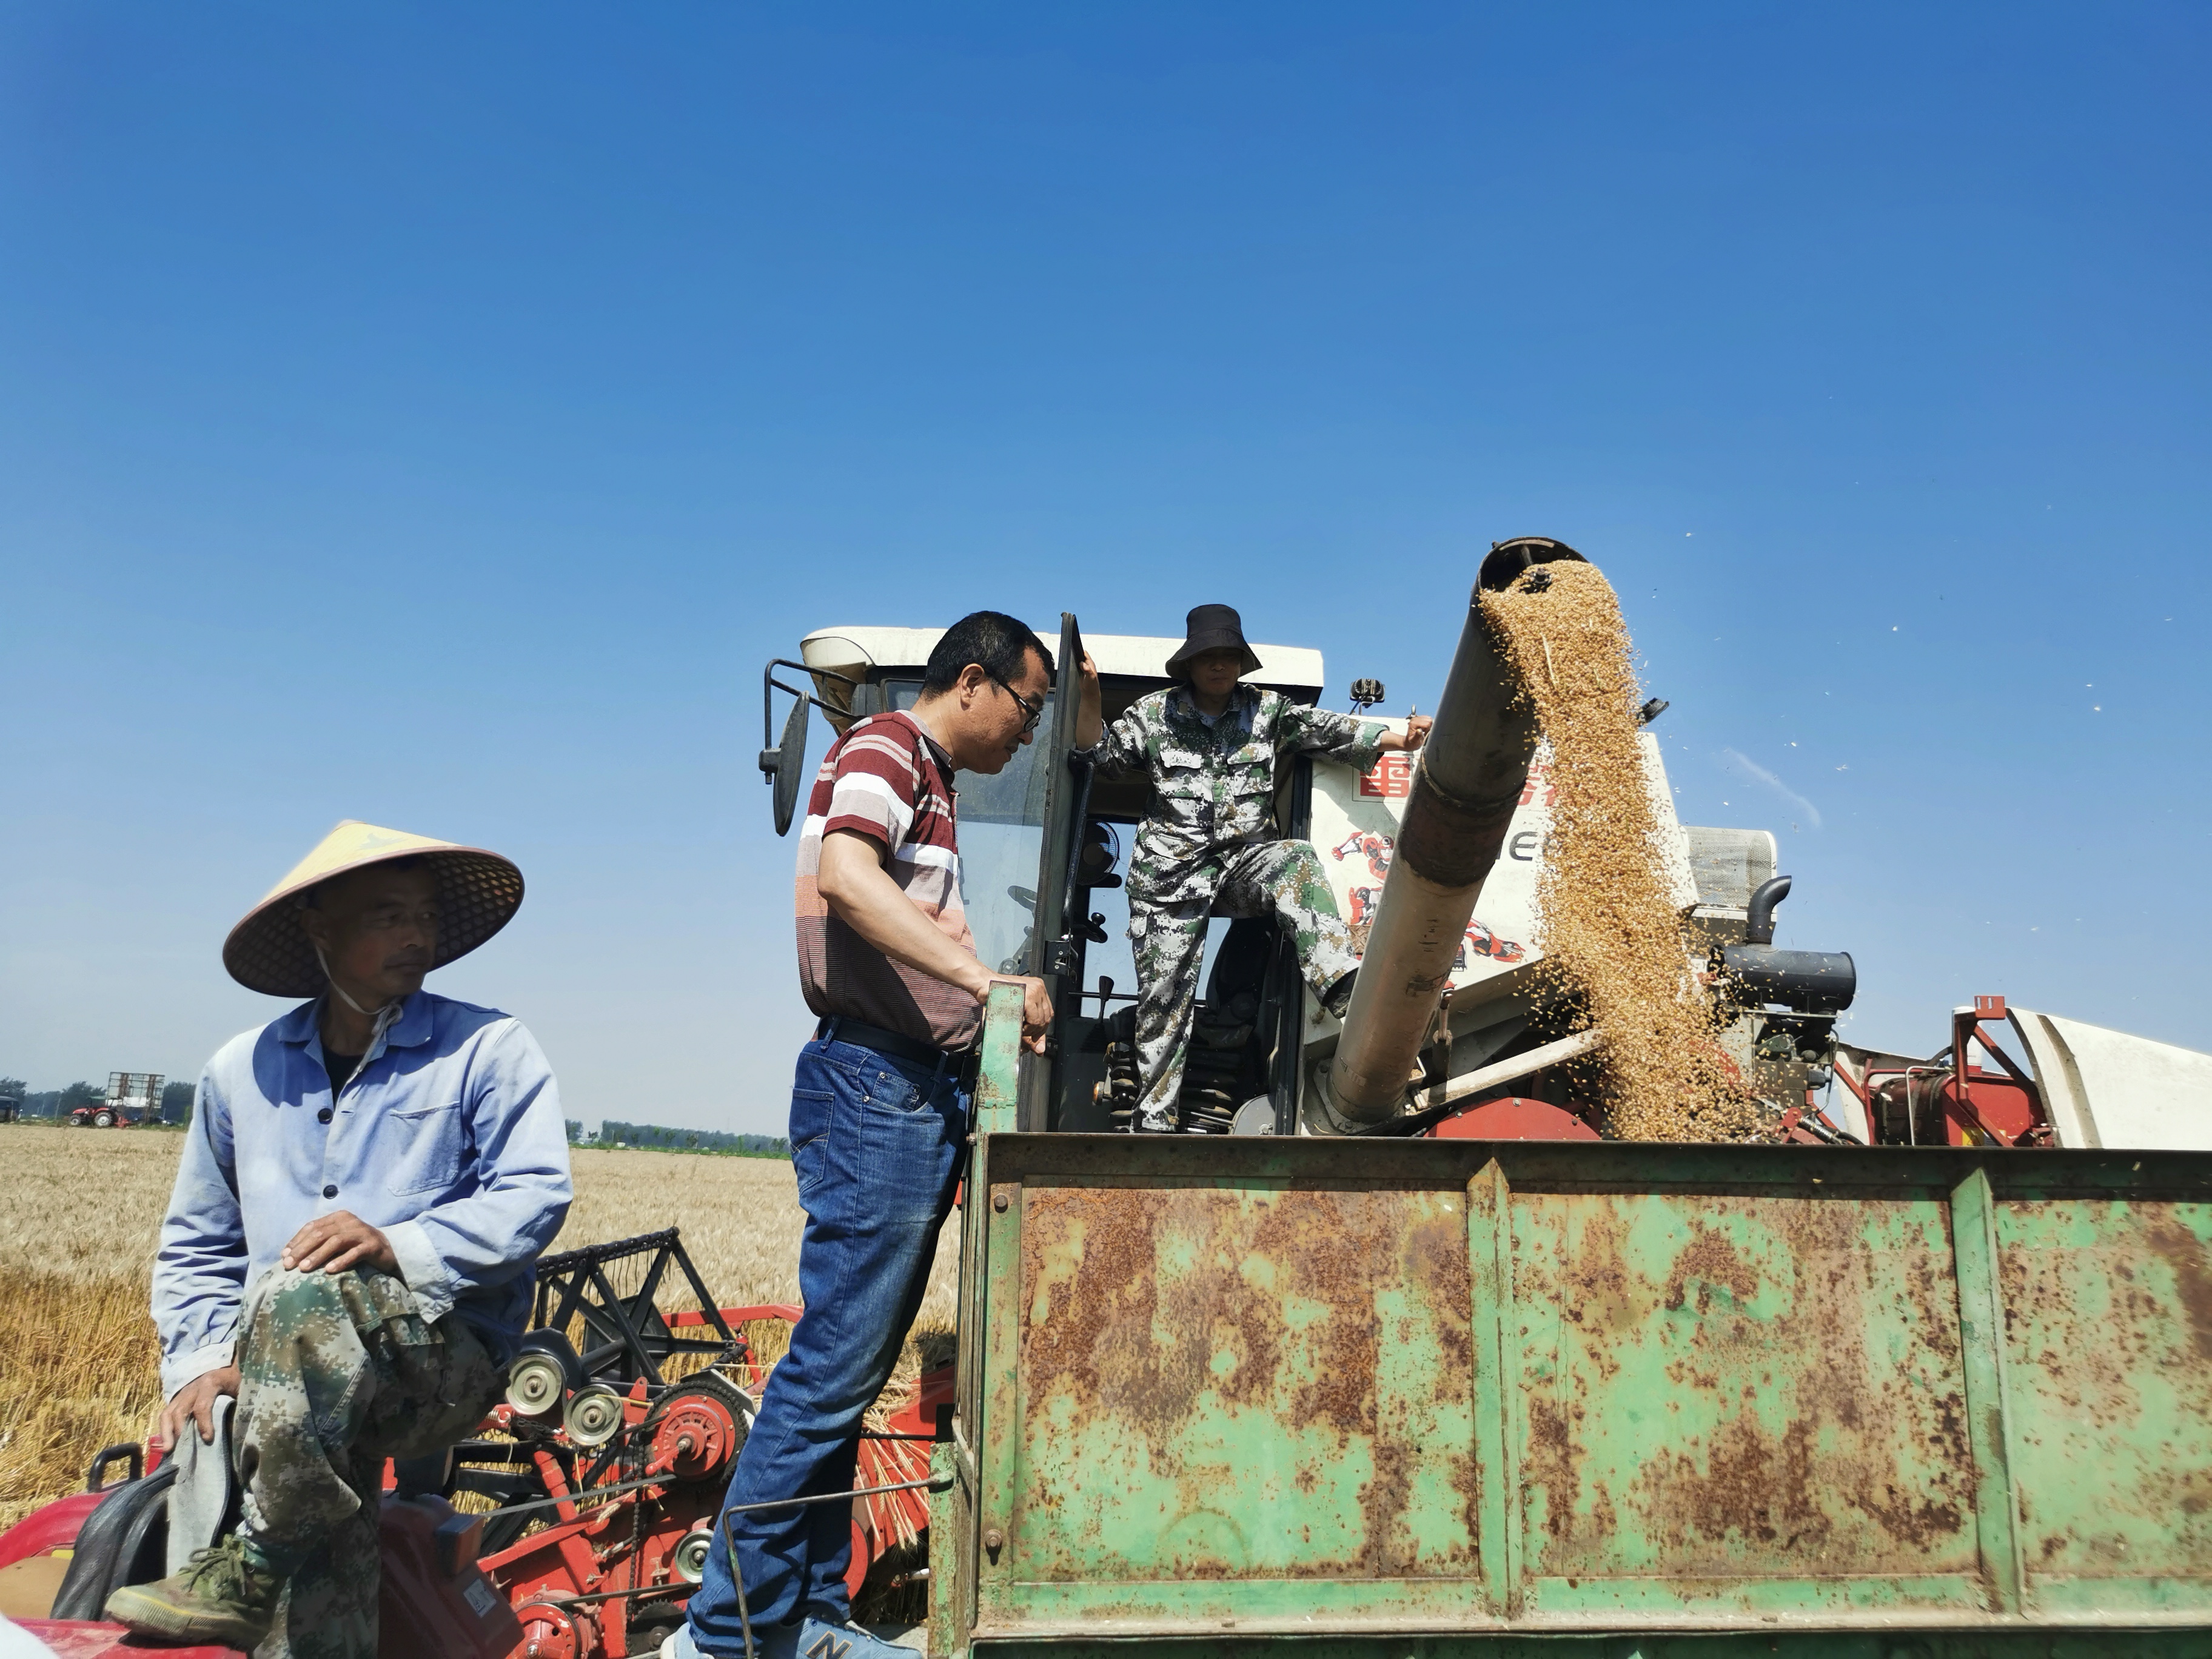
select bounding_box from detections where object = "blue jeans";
[686,1032,970,1650]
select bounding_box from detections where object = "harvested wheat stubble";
[1478,561,1756,1141]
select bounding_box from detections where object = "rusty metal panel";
[985,1174,1486,1631]
[1506,1176,1989,1619]
[942,1134,2212,1652]
[1997,1186,2212,1613]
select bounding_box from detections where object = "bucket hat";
[1165,603,1263,679]
[222,820,525,997]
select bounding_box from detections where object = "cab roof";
[799,625,1326,698]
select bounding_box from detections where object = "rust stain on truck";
[1014,1179,1478,1583]
[1511,1188,1979,1580]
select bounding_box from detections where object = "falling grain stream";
[1479,561,1755,1141]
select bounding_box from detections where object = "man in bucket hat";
[1081,605,1432,1131]
[107,822,573,1657]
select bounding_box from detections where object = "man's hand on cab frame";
[1379,714,1434,752]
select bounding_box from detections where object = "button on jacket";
[152,990,574,1397]
[1088,684,1386,906]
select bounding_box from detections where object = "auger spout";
[1306,539,1575,1130]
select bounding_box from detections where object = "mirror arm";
[760,659,857,779]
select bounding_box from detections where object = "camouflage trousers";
[1126,838,1359,1131]
[232,1265,502,1659]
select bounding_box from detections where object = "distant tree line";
[578,1120,789,1158]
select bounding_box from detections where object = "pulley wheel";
[645,1373,748,1483]
[517,1600,592,1659]
[1229,1097,1277,1136]
[672,1527,714,1584]
[563,1382,626,1448]
[506,1351,568,1418]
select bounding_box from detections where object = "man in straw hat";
[678,613,1057,1659]
[107,822,573,1656]
[1081,603,1431,1132]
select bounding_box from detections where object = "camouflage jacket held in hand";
[1088,683,1386,905]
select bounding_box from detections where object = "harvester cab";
[766,615,1333,1136]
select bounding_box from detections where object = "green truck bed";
[925,992,2212,1657]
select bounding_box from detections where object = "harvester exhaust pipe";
[1308,538,1577,1131]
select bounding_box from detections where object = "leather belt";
[816,1016,977,1076]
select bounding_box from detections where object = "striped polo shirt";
[794,710,982,1050]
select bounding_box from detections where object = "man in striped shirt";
[681,612,1056,1659]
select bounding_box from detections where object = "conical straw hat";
[223,820,525,997]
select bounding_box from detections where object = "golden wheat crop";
[0,1124,957,1530]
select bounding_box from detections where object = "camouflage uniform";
[233,1265,503,1659]
[1091,684,1386,1130]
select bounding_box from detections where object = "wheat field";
[0,1124,957,1530]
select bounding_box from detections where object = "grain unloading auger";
[1304,537,1861,1140]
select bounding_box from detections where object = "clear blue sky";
[4,4,2207,1133]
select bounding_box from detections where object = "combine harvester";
[785,539,2212,1657]
[7,538,2211,1656]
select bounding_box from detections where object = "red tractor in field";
[66,1073,163,1130]
[0,1229,947,1659]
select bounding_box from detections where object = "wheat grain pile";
[0,1125,954,1528]
[1479,560,1755,1140]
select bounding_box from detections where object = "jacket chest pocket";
[1222,743,1280,831]
[386,1100,470,1196]
[1155,746,1222,805]
[1225,736,1273,774]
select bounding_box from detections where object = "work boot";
[105,1533,279,1649]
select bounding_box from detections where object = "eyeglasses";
[988,673,1046,735]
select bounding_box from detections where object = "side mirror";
[760,658,859,837]
[761,692,810,837]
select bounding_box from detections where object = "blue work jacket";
[152,990,574,1398]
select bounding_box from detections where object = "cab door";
[1019,613,1094,1130]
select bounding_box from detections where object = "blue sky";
[4,4,2207,1133]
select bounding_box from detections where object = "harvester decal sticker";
[1330,826,1524,967]
[1347,886,1381,930]
[1332,827,1396,883]
[1358,755,1414,798]
[1455,918,1526,968]
[1518,757,1558,808]
[1332,830,1396,954]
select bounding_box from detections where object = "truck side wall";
[934,993,2212,1652]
